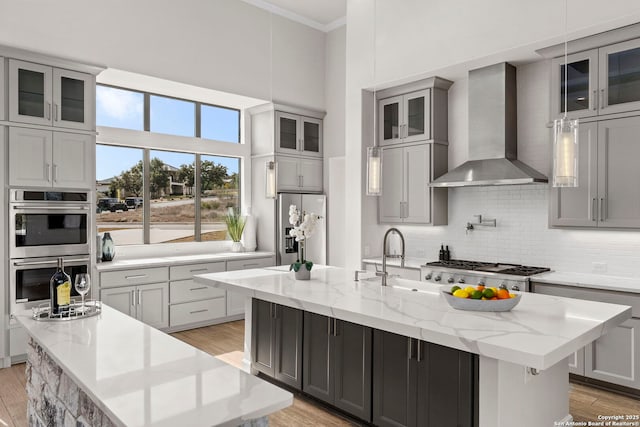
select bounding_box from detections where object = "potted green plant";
[225,208,246,252]
[288,205,322,280]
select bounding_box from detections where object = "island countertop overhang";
[195,266,631,371]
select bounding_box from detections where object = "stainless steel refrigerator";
[277,193,326,266]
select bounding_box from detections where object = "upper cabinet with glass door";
[379,89,431,146]
[9,59,94,131]
[275,111,322,158]
[551,38,640,119]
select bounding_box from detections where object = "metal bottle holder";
[32,299,102,321]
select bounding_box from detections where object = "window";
[201,155,240,241]
[201,105,240,143]
[96,86,144,130]
[96,84,244,245]
[96,145,144,245]
[149,150,196,244]
[150,95,196,137]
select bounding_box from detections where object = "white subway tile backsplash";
[400,185,640,277]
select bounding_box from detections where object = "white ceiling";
[241,0,346,32]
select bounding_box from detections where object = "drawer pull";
[189,268,209,273]
[189,287,208,291]
[190,309,208,314]
[125,274,147,280]
[243,263,260,267]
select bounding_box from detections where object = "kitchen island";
[195,265,632,427]
[14,304,292,427]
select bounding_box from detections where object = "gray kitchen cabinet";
[303,312,372,422]
[8,127,93,189]
[379,89,431,146]
[251,299,303,390]
[373,330,477,427]
[550,116,640,229]
[379,143,448,225]
[101,282,169,330]
[275,111,322,158]
[550,39,640,119]
[531,281,640,390]
[8,59,94,130]
[585,317,640,389]
[276,155,322,193]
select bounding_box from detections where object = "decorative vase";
[231,241,244,253]
[101,232,115,262]
[294,267,311,280]
[241,207,257,252]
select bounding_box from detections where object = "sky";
[95,85,240,180]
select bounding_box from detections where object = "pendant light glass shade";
[265,161,276,199]
[366,146,382,196]
[552,117,579,187]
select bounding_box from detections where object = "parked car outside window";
[125,197,143,209]
[97,198,128,212]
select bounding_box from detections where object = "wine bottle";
[50,258,71,315]
[444,245,451,261]
[439,244,445,261]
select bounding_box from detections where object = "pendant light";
[265,11,277,199]
[366,0,382,196]
[552,0,579,188]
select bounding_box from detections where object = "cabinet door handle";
[407,338,414,360]
[600,198,606,221]
[592,198,597,222]
[327,317,332,335]
[54,104,58,121]
[125,274,147,280]
[242,263,260,268]
[592,90,598,111]
[190,309,208,315]
[137,289,142,305]
[189,268,208,273]
[301,175,304,188]
[416,340,423,362]
[45,102,51,120]
[45,164,51,182]
[131,290,136,307]
[189,287,208,291]
[333,319,339,336]
[52,164,58,183]
[600,89,606,110]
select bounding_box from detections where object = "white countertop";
[362,257,425,269]
[15,305,292,427]
[195,266,630,371]
[96,251,275,271]
[532,271,640,294]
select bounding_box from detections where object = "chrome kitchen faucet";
[377,228,405,286]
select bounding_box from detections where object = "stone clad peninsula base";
[25,337,268,427]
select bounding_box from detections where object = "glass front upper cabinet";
[9,59,94,130]
[378,89,431,146]
[599,39,640,115]
[275,111,323,158]
[551,50,598,120]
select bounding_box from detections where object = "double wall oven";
[9,190,91,316]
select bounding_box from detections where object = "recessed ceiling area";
[241,0,346,31]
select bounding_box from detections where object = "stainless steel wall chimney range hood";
[431,63,548,187]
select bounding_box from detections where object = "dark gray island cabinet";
[251,299,478,426]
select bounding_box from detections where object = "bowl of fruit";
[441,285,521,312]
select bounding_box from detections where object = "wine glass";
[74,273,91,313]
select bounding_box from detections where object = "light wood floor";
[1,321,638,427]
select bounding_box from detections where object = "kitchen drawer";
[100,267,169,288]
[531,282,640,317]
[170,261,225,281]
[170,279,225,304]
[170,298,226,328]
[226,257,274,271]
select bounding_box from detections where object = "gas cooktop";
[424,259,550,276]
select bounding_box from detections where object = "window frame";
[95,84,247,246]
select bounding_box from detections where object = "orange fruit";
[490,297,498,300]
[476,285,485,291]
[496,289,510,299]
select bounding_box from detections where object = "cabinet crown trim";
[536,22,640,58]
[376,76,453,100]
[248,102,325,119]
[0,45,106,75]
